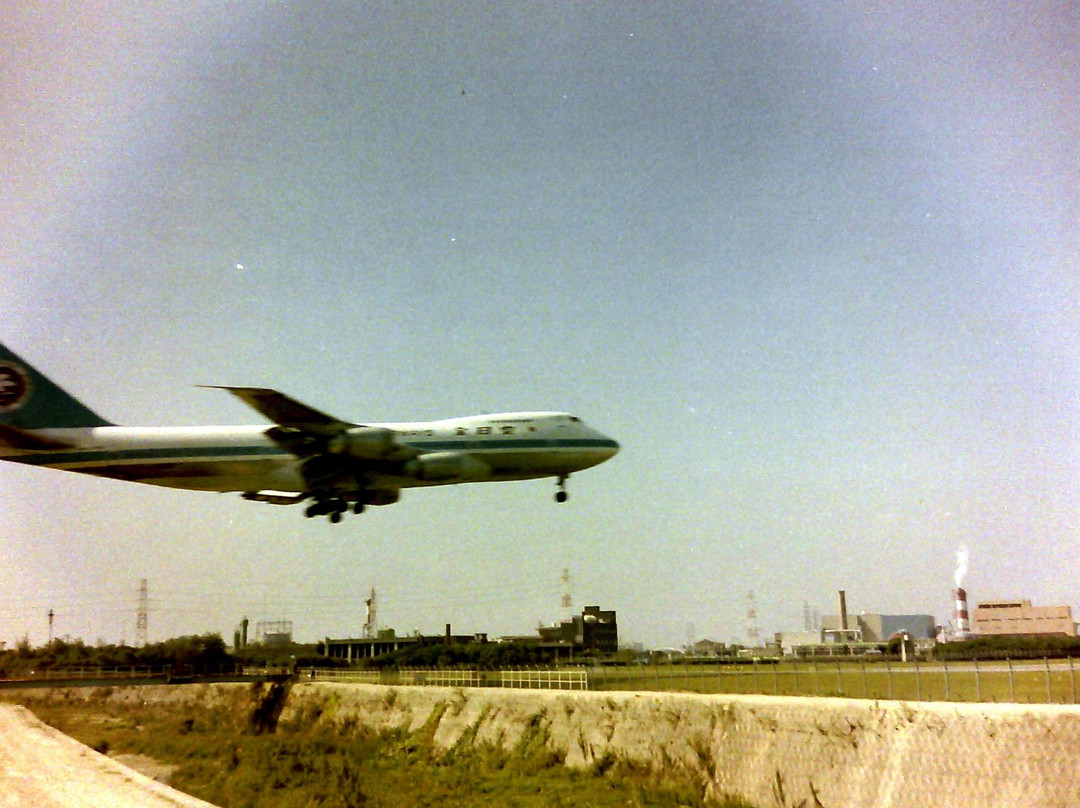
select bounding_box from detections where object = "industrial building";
[820,613,936,643]
[536,606,618,655]
[971,600,1077,637]
[256,620,294,646]
[778,591,935,657]
[322,606,618,663]
[323,626,488,663]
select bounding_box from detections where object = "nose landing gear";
[555,475,569,503]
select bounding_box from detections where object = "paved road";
[0,703,218,808]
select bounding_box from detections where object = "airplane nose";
[597,432,620,459]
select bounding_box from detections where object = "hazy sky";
[2,2,1077,649]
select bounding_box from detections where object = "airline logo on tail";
[0,362,31,413]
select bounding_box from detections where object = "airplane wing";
[203,386,352,434]
[204,385,416,462]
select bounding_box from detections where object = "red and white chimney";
[955,587,970,639]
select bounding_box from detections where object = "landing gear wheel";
[352,502,365,515]
[555,475,569,503]
[329,510,342,524]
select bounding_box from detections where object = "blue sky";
[1,1,1077,648]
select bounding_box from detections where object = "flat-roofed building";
[821,613,935,642]
[537,606,618,655]
[972,600,1077,637]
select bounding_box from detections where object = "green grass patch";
[590,661,1080,703]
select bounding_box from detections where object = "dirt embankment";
[0,702,217,808]
[283,682,1080,808]
[5,682,1080,807]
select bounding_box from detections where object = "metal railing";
[300,668,381,684]
[8,659,1079,704]
[0,666,166,682]
[584,658,1080,704]
[308,667,588,690]
[398,669,483,687]
[497,669,588,690]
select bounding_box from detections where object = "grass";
[4,686,755,808]
[590,660,1080,703]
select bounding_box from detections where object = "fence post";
[813,660,820,697]
[1071,657,1076,705]
[1008,658,1015,702]
[792,661,798,694]
[915,658,921,702]
[885,657,892,700]
[773,662,779,696]
[836,660,843,696]
[753,660,760,694]
[861,659,867,699]
[944,659,950,702]
[1045,657,1052,703]
[974,658,982,702]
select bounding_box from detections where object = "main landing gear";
[555,475,569,503]
[305,498,365,523]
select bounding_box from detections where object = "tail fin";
[0,341,113,429]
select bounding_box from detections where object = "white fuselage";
[1,412,619,495]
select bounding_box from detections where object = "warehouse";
[971,600,1077,637]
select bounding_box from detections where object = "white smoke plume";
[954,545,969,589]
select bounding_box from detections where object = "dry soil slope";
[0,703,218,808]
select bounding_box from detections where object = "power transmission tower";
[136,579,149,647]
[560,568,573,619]
[746,590,760,648]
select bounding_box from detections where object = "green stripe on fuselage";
[6,437,618,469]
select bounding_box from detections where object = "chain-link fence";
[8,659,1078,704]
[589,658,1080,703]
[308,658,1080,703]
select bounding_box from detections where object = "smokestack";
[445,623,452,645]
[955,587,970,639]
[838,590,849,631]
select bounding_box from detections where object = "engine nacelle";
[406,451,489,482]
[359,489,400,507]
[326,427,398,459]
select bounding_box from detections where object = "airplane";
[0,341,619,523]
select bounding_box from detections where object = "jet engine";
[406,452,489,481]
[360,489,400,507]
[326,426,398,458]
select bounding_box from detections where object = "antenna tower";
[136,579,149,647]
[746,590,760,648]
[560,568,573,619]
[363,587,377,639]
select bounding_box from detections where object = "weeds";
[4,688,755,808]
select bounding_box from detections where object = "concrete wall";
[283,682,1080,808]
